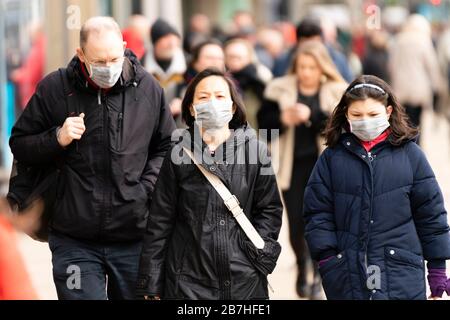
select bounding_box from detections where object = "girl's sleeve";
[407,143,450,261]
[303,150,338,261]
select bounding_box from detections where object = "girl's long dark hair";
[324,75,418,148]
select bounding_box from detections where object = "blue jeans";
[48,231,142,300]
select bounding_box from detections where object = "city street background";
[2,0,450,300]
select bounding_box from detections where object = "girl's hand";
[427,269,448,299]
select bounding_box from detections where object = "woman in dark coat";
[136,68,283,300]
[304,75,450,300]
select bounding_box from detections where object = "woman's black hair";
[181,68,247,129]
[324,75,419,147]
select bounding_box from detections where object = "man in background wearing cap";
[144,19,187,126]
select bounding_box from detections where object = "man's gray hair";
[80,16,123,50]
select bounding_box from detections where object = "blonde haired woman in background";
[258,40,347,299]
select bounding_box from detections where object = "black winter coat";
[9,50,176,242]
[136,125,283,299]
[304,133,450,300]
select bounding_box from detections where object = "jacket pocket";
[319,251,353,300]
[384,247,426,300]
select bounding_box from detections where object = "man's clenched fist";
[57,113,86,147]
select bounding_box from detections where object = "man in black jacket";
[9,17,176,300]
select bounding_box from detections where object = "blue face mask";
[349,115,390,141]
[193,99,234,130]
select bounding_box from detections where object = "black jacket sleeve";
[239,141,283,276]
[257,98,285,143]
[136,148,178,297]
[139,87,176,200]
[407,142,450,261]
[9,81,65,165]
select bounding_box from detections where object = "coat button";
[390,250,395,255]
[370,220,374,224]
[224,280,231,287]
[210,166,216,172]
[337,254,343,259]
[219,220,226,226]
[372,289,377,294]
[346,142,351,146]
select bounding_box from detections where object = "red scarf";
[359,129,391,152]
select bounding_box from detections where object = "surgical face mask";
[348,115,390,141]
[193,99,233,130]
[85,57,124,89]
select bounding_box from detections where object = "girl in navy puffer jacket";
[304,75,450,300]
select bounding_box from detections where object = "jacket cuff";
[135,274,164,298]
[427,259,447,269]
[45,127,66,155]
[317,249,338,262]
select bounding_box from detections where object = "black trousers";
[282,155,318,281]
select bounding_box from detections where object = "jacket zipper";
[366,150,375,299]
[116,112,123,150]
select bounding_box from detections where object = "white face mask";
[193,99,233,130]
[86,58,124,89]
[348,115,390,141]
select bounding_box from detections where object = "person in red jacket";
[0,200,38,300]
[10,21,47,110]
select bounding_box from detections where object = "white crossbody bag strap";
[183,148,265,249]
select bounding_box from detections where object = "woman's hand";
[280,104,311,126]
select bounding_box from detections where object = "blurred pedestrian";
[144,18,187,123]
[173,39,225,116]
[136,68,283,300]
[258,40,347,299]
[362,30,391,83]
[436,25,450,117]
[122,15,151,63]
[230,11,257,43]
[255,27,289,76]
[305,75,450,300]
[0,199,40,300]
[183,14,212,54]
[10,21,46,110]
[9,17,176,300]
[225,38,272,129]
[277,18,354,82]
[389,14,443,140]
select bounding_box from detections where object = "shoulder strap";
[59,68,79,116]
[183,147,265,249]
